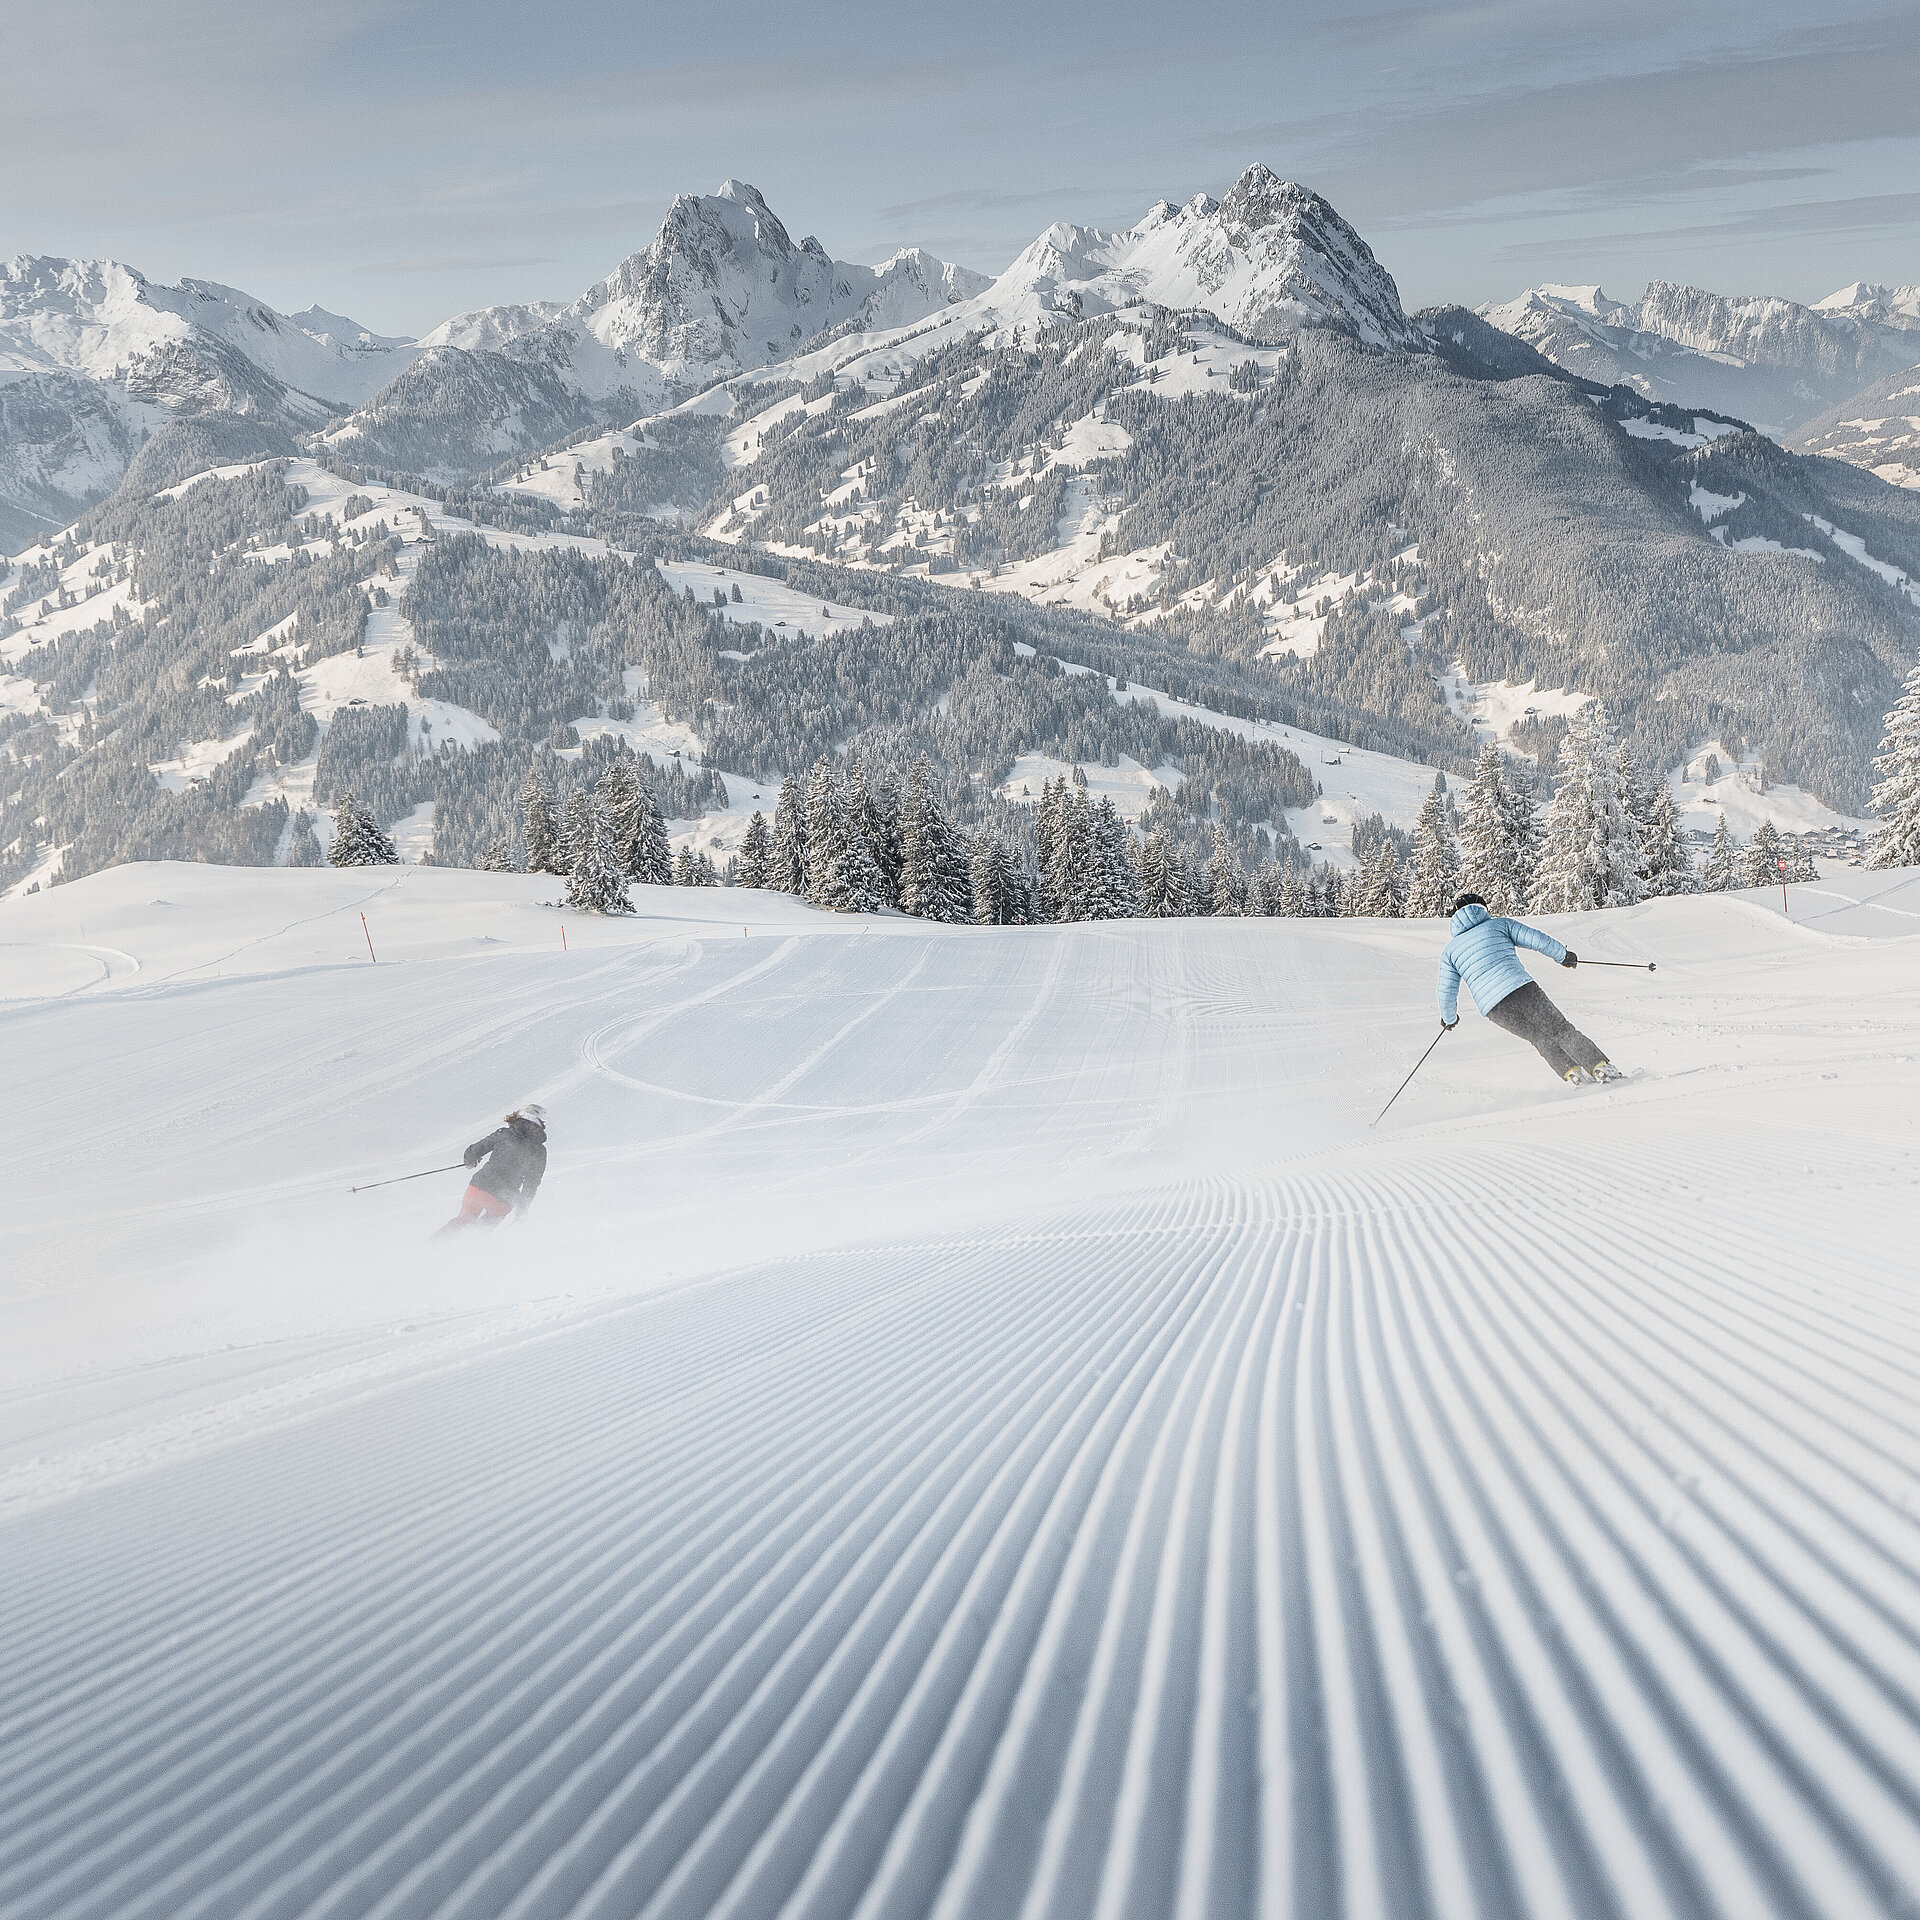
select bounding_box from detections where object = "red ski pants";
[446,1184,512,1229]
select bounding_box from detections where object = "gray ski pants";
[1484,980,1607,1079]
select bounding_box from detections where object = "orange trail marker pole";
[1778,857,1789,917]
[561,924,568,951]
[361,914,377,962]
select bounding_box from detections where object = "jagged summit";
[962,165,1414,350]
[419,181,990,398]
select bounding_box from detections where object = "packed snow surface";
[3,863,1919,1919]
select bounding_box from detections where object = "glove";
[1561,951,1578,969]
[1441,1016,1458,1030]
[462,1147,481,1167]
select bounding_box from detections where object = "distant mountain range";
[9,171,1920,546]
[5,165,1920,901]
[1478,280,1920,439]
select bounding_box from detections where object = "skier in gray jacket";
[1438,896,1623,1083]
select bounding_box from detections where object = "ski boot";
[1589,1059,1627,1084]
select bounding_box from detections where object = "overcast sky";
[5,0,1919,335]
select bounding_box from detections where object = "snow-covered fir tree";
[1403,775,1461,916]
[476,838,517,873]
[327,793,399,867]
[285,810,324,867]
[848,757,901,907]
[1531,702,1644,912]
[1456,745,1525,912]
[672,845,720,887]
[1743,819,1785,888]
[520,762,564,875]
[806,758,884,913]
[898,755,972,922]
[1246,864,1288,916]
[564,796,632,914]
[1350,840,1403,917]
[1785,838,1818,883]
[1203,833,1247,915]
[970,831,1027,925]
[734,811,772,888]
[1703,815,1737,891]
[1082,791,1136,917]
[1869,657,1920,868]
[769,773,809,895]
[1638,784,1696,896]
[599,758,672,885]
[1134,828,1188,917]
[1502,759,1542,906]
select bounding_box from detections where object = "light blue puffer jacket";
[1437,902,1567,1022]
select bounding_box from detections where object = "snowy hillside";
[1479,280,1920,438]
[2,865,1918,1917]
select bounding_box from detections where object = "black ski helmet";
[1450,892,1487,915]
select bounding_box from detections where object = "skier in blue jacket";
[1438,895,1623,1083]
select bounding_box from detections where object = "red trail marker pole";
[561,923,568,951]
[361,913,377,963]
[1778,856,1789,918]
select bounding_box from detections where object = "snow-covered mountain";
[1479,281,1920,437]
[328,183,991,480]
[955,164,1414,348]
[0,257,416,412]
[0,258,418,544]
[1812,282,1920,330]
[332,167,1417,483]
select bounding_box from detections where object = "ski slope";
[3,865,1919,1919]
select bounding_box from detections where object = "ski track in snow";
[2,868,1919,1919]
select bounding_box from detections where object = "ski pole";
[1579,960,1657,971]
[1371,1024,1448,1128]
[350,1163,465,1194]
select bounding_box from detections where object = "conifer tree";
[735,810,772,888]
[1352,840,1403,917]
[1743,818,1784,888]
[769,774,809,894]
[599,758,671,884]
[1080,797,1137,919]
[1531,702,1645,912]
[1247,864,1288,915]
[1786,838,1818,883]
[559,789,591,875]
[898,755,971,922]
[1203,833,1246,915]
[477,838,517,873]
[1034,777,1070,921]
[1404,775,1461,916]
[1638,783,1696,896]
[1135,828,1187,917]
[970,831,1026,925]
[1279,870,1310,916]
[327,792,399,867]
[1501,758,1542,907]
[1704,815,1737,891]
[285,809,324,867]
[564,797,632,913]
[520,761,564,875]
[672,844,720,887]
[1869,657,1920,868]
[807,758,884,913]
[848,757,901,907]
[1457,746,1522,911]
